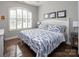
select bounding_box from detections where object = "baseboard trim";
[5,36,18,40]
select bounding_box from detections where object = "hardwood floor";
[4,38,78,57]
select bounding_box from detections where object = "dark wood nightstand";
[71,32,78,49]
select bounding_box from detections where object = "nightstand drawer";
[0,35,4,57]
[71,32,78,48]
[73,38,78,47]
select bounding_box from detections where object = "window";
[9,8,32,30]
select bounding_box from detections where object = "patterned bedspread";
[18,29,65,57]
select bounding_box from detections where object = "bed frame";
[39,18,70,45]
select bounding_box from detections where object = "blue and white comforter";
[18,29,65,57]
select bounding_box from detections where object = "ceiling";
[23,1,46,6]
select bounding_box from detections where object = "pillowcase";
[48,25,66,33]
[38,24,48,30]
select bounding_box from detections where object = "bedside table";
[0,29,4,57]
[71,32,78,49]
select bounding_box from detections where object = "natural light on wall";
[9,8,32,30]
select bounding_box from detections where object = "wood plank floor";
[4,38,78,57]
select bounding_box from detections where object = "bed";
[18,18,70,57]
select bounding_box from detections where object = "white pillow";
[38,24,48,30]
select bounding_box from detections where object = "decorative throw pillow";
[48,25,66,33]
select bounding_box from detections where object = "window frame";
[9,7,32,31]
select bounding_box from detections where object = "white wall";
[0,1,38,39]
[39,1,78,32]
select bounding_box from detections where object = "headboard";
[39,18,70,44]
